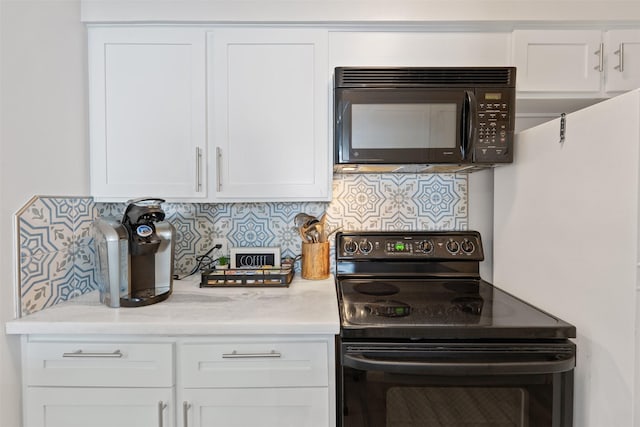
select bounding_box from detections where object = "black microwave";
[334,67,516,173]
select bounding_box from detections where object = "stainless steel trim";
[614,43,625,72]
[62,349,123,358]
[222,350,282,359]
[215,146,222,192]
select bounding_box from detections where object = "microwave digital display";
[484,93,503,100]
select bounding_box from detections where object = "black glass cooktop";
[338,278,576,340]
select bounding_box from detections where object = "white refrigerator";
[494,89,640,427]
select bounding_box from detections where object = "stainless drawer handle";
[215,146,222,192]
[614,43,625,72]
[183,401,191,427]
[222,350,282,359]
[594,43,604,72]
[195,146,203,192]
[62,349,123,358]
[158,401,167,427]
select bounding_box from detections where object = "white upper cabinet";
[89,26,207,202]
[604,29,640,93]
[512,30,603,93]
[329,32,511,67]
[208,28,331,201]
[513,29,640,97]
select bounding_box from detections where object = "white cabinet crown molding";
[81,0,640,24]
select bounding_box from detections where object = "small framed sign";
[230,247,281,269]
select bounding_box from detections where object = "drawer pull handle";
[158,401,167,427]
[195,146,203,192]
[183,401,191,427]
[614,43,625,72]
[62,349,123,358]
[594,43,604,72]
[222,350,282,359]
[216,146,222,192]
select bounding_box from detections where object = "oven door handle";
[343,353,575,376]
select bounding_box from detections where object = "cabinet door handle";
[158,401,167,427]
[183,401,191,427]
[62,349,123,358]
[222,350,282,359]
[614,43,625,72]
[594,43,604,72]
[195,147,203,192]
[215,146,222,192]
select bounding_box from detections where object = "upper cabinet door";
[89,27,206,201]
[329,31,511,67]
[209,28,331,202]
[604,29,640,93]
[512,30,603,93]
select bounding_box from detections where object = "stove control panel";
[337,231,484,261]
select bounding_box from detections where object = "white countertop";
[5,275,340,336]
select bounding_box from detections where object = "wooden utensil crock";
[301,242,330,280]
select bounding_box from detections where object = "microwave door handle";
[336,101,349,163]
[463,90,477,161]
[343,353,575,376]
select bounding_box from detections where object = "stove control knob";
[344,240,357,254]
[417,240,434,254]
[446,239,460,254]
[461,239,475,254]
[359,239,373,254]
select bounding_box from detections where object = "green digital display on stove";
[394,242,405,251]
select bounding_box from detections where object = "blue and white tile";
[18,173,470,315]
[414,174,468,229]
[20,251,73,315]
[18,197,75,256]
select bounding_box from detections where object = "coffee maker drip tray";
[120,286,172,307]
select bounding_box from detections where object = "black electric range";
[335,230,576,340]
[335,231,577,427]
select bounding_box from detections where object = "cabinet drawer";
[180,341,328,388]
[25,341,173,387]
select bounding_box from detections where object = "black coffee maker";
[94,198,176,307]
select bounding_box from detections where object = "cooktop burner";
[353,282,399,296]
[335,231,576,340]
[340,279,487,325]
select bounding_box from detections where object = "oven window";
[342,367,566,427]
[386,387,524,427]
[351,103,457,150]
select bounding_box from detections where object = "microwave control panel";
[473,88,514,164]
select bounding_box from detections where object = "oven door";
[339,341,575,427]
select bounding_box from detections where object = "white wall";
[0,1,88,425]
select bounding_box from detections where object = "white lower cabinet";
[26,388,173,427]
[22,336,335,427]
[178,339,332,427]
[181,389,329,427]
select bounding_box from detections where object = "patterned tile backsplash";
[15,173,467,316]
